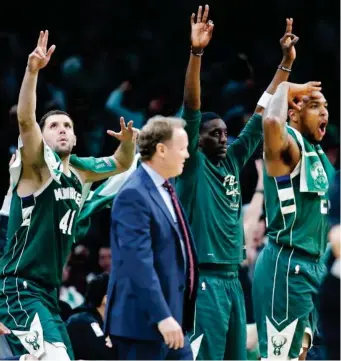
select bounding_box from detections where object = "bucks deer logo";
[25,330,40,351]
[271,335,287,356]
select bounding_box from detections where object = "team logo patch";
[12,313,45,358]
[271,335,287,356]
[25,330,40,350]
[223,174,240,209]
[310,161,328,190]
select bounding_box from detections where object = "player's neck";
[61,155,71,175]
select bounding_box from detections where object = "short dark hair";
[138,115,186,161]
[39,110,73,130]
[200,112,222,132]
[85,273,109,308]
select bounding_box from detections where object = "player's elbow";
[17,111,35,128]
[263,116,282,131]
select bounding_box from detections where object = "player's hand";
[27,30,56,73]
[190,4,214,51]
[107,117,135,143]
[158,316,184,350]
[0,322,10,335]
[287,81,322,110]
[280,18,299,63]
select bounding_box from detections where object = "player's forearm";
[17,67,38,127]
[183,53,202,110]
[255,58,293,115]
[263,82,289,124]
[263,82,290,154]
[113,140,136,170]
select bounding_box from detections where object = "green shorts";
[189,265,247,360]
[0,277,74,359]
[252,242,327,359]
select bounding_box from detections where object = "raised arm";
[17,31,56,166]
[255,18,298,115]
[74,117,137,183]
[182,4,214,154]
[263,81,322,176]
[227,19,300,171]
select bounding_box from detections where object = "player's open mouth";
[318,121,327,137]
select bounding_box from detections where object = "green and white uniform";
[0,142,117,359]
[253,126,335,360]
[176,107,263,360]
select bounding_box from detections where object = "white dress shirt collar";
[141,163,166,188]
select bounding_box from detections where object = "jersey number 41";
[59,209,77,235]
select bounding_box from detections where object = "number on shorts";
[59,209,76,235]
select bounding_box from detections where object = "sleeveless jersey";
[0,171,83,288]
[264,128,334,257]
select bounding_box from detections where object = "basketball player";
[0,30,136,360]
[252,81,335,360]
[176,4,299,360]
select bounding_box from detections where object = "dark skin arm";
[183,4,214,111]
[254,18,299,115]
[263,81,322,177]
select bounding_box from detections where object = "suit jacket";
[104,166,198,341]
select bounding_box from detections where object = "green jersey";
[264,127,335,256]
[0,170,83,288]
[176,107,263,264]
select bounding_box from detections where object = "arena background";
[0,0,339,248]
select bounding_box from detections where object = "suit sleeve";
[112,188,172,324]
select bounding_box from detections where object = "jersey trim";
[2,196,36,328]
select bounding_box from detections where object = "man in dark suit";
[104,115,199,360]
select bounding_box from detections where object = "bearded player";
[0,30,135,360]
[253,81,335,360]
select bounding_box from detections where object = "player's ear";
[73,136,77,147]
[288,109,299,124]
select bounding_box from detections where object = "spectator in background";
[105,81,182,130]
[98,246,112,274]
[66,273,114,360]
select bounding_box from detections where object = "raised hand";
[280,18,299,62]
[191,4,214,51]
[288,81,322,110]
[0,322,10,335]
[27,30,56,73]
[107,117,135,143]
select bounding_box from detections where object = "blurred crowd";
[0,1,339,359]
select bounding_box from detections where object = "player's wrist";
[191,46,204,57]
[280,57,294,69]
[26,65,39,75]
